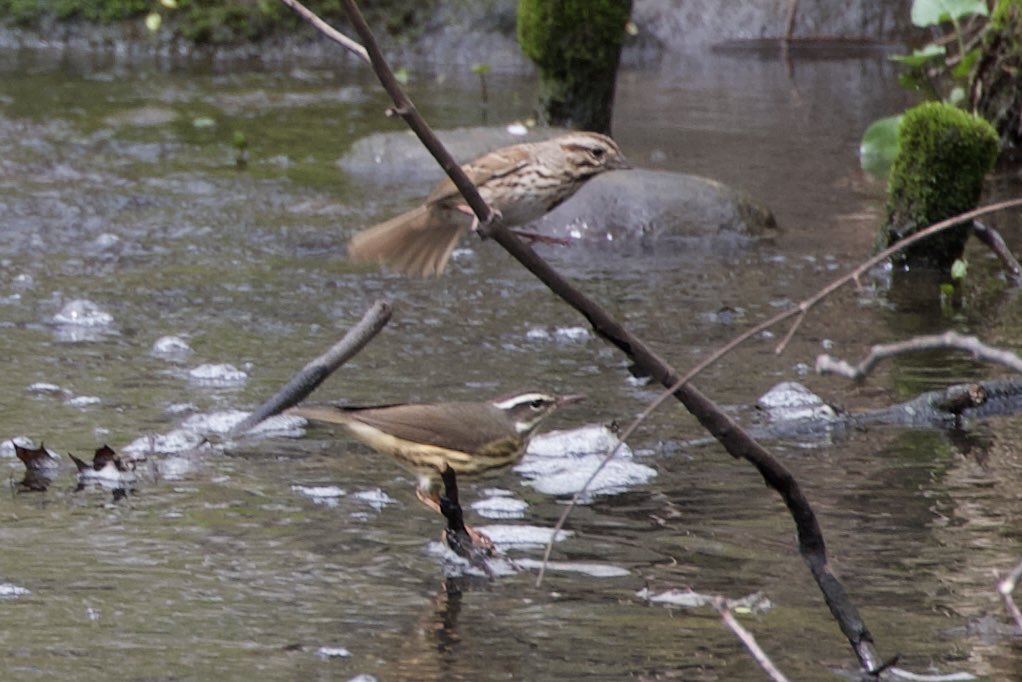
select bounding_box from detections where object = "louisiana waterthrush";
[288,390,584,514]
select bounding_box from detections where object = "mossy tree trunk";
[878,102,999,270]
[970,0,1022,160]
[516,0,632,134]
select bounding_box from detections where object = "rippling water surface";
[1,43,1021,680]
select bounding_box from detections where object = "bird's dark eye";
[530,399,546,409]
[591,147,605,158]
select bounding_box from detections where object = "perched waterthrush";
[287,390,584,524]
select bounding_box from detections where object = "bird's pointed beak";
[556,393,587,407]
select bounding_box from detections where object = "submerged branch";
[972,220,1022,284]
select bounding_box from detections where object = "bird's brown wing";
[425,143,533,207]
[346,203,465,277]
[292,402,514,455]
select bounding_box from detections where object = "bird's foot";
[456,203,502,239]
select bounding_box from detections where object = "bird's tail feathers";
[347,205,465,277]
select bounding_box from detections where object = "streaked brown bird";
[347,131,629,277]
[287,391,584,545]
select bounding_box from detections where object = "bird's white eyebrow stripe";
[492,393,547,410]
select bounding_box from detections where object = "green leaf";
[192,116,216,129]
[471,63,492,76]
[952,47,981,79]
[859,115,903,179]
[911,0,988,27]
[889,43,946,65]
[897,70,929,91]
[393,67,410,85]
[951,258,968,280]
[144,11,161,32]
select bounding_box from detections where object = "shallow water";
[1,44,1022,680]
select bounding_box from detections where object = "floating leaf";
[192,116,216,129]
[159,0,178,8]
[471,63,491,76]
[145,11,161,33]
[393,67,410,85]
[15,442,60,471]
[859,115,902,179]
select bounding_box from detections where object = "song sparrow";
[347,131,629,277]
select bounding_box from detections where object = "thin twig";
[279,0,369,62]
[973,220,1022,284]
[817,331,1022,382]
[229,300,392,436]
[714,597,791,682]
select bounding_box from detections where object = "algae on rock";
[516,0,631,134]
[878,101,999,270]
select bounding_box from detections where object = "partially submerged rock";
[532,168,776,242]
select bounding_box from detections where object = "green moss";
[882,101,999,268]
[516,0,632,131]
[972,0,1022,154]
[989,0,1022,34]
[982,0,1022,78]
[517,0,631,71]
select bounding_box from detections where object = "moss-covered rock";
[970,0,1022,158]
[516,0,631,133]
[879,101,999,270]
